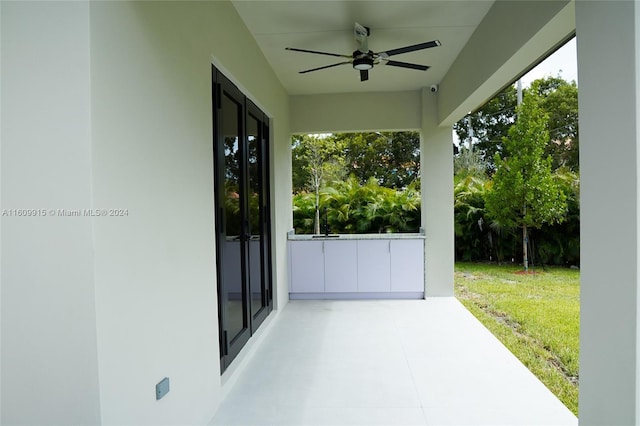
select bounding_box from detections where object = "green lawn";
[454,262,580,416]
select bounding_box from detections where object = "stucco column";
[576,1,640,423]
[421,88,454,297]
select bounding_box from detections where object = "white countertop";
[287,231,425,240]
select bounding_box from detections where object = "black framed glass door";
[246,101,271,330]
[213,67,272,372]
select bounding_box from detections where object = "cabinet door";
[390,240,424,292]
[324,240,358,292]
[290,241,325,293]
[357,240,391,292]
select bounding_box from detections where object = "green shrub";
[293,172,580,266]
[292,175,420,234]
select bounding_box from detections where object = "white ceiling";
[231,1,495,95]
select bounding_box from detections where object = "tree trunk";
[523,224,529,272]
[314,207,320,235]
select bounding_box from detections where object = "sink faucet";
[323,207,331,236]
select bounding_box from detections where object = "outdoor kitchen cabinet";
[289,240,325,293]
[356,240,391,292]
[390,239,424,292]
[289,233,425,298]
[324,240,358,293]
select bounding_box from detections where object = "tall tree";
[485,94,567,271]
[291,134,345,233]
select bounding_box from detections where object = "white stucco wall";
[2,1,291,424]
[89,2,290,424]
[290,91,422,133]
[89,3,219,424]
[1,2,101,424]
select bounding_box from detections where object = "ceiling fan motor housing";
[353,52,374,70]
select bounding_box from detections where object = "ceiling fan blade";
[380,40,441,57]
[384,60,430,71]
[360,69,369,82]
[286,47,352,59]
[299,61,351,74]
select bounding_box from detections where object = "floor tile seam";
[269,402,427,409]
[388,306,429,425]
[419,401,559,409]
[418,405,429,425]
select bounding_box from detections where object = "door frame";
[212,66,273,373]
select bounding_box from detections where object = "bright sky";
[520,38,577,87]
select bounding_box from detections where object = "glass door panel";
[213,67,272,373]
[215,75,251,370]
[247,106,269,330]
[221,92,246,346]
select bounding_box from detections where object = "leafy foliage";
[291,134,346,194]
[529,78,579,171]
[452,167,579,266]
[454,174,491,261]
[290,77,579,265]
[293,175,420,234]
[532,169,580,265]
[453,146,487,178]
[452,77,578,266]
[485,96,567,231]
[291,131,422,235]
[484,95,567,269]
[454,86,517,172]
[292,134,347,233]
[292,131,420,193]
[454,77,579,174]
[334,131,420,188]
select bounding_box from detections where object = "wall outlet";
[156,377,170,400]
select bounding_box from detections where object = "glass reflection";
[247,114,264,319]
[222,93,245,341]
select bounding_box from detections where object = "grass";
[454,262,580,416]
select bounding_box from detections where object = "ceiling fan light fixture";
[353,57,374,70]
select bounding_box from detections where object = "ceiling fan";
[286,22,441,82]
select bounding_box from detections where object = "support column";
[421,88,454,297]
[577,1,640,423]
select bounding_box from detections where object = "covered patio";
[3,1,640,425]
[211,299,576,425]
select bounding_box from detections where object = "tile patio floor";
[211,298,577,426]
